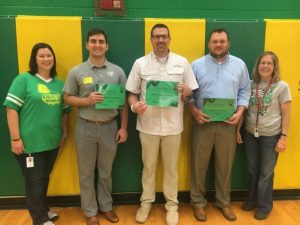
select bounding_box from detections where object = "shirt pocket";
[141,68,159,81]
[165,66,184,82]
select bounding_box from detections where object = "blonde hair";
[252,51,280,83]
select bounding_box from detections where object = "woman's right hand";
[11,139,24,155]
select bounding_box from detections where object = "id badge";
[254,127,259,138]
[26,156,34,168]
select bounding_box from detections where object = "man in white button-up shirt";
[126,23,198,225]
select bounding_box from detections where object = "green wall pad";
[81,18,145,192]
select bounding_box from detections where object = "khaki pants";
[139,132,181,211]
[190,122,236,208]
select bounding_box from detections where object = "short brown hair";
[86,27,108,43]
[150,23,170,37]
[208,28,230,42]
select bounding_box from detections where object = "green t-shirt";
[4,72,70,153]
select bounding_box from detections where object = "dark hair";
[86,27,108,43]
[208,28,230,42]
[28,43,57,78]
[252,51,280,83]
[151,23,170,37]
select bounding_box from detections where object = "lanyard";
[255,80,272,127]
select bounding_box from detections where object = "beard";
[210,50,228,59]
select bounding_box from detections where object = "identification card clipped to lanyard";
[254,127,259,138]
[26,154,34,168]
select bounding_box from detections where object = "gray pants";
[75,118,118,217]
[190,122,236,208]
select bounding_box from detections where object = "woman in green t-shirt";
[4,43,70,225]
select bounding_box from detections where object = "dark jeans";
[15,148,59,225]
[244,131,280,214]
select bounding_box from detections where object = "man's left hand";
[225,113,242,125]
[177,83,192,98]
[225,106,245,125]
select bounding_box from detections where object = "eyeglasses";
[260,61,274,66]
[210,40,228,45]
[89,39,106,44]
[151,35,169,40]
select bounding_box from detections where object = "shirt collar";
[36,73,53,83]
[208,53,230,64]
[151,51,171,63]
[87,58,108,69]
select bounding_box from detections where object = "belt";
[81,117,116,125]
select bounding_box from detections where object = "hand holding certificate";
[202,98,235,121]
[95,83,125,109]
[145,80,179,107]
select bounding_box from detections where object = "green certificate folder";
[202,98,235,121]
[95,83,125,109]
[145,80,179,107]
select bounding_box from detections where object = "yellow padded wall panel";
[265,19,300,189]
[16,16,82,195]
[144,18,206,191]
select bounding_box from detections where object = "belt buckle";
[95,120,105,125]
[95,118,114,125]
[83,117,114,125]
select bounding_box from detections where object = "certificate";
[202,98,235,121]
[145,80,179,107]
[95,83,125,109]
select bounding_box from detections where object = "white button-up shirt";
[126,51,199,136]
